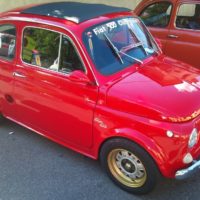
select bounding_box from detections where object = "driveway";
[0,119,199,200]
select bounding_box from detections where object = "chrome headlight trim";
[188,128,198,148]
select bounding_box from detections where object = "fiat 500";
[0,2,200,195]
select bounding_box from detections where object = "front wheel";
[100,138,159,195]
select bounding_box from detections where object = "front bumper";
[175,159,200,180]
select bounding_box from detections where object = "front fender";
[95,127,172,177]
[92,106,184,178]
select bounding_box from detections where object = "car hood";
[106,56,200,122]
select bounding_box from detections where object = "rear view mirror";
[68,70,91,84]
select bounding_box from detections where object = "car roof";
[18,2,131,24]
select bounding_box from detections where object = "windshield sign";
[83,17,158,75]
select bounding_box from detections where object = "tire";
[100,138,159,195]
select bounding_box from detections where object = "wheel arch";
[97,129,167,176]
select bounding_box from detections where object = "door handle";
[13,72,26,78]
[168,34,179,39]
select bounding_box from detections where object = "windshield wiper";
[128,28,148,56]
[104,33,143,65]
[120,51,143,64]
[104,33,124,64]
[121,43,143,52]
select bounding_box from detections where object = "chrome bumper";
[175,160,200,180]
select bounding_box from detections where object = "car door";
[0,23,18,118]
[12,24,98,148]
[136,0,174,51]
[164,1,200,67]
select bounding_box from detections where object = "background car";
[134,0,200,68]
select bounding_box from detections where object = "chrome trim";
[21,26,87,75]
[13,71,26,78]
[57,34,62,71]
[139,17,162,54]
[168,34,179,38]
[0,16,99,86]
[175,159,200,180]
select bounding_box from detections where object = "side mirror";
[68,70,91,84]
[155,38,163,50]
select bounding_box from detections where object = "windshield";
[83,17,158,75]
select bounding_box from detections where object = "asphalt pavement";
[0,119,199,200]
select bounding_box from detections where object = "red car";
[0,2,200,195]
[135,0,200,68]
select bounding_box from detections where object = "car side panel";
[148,27,171,50]
[13,64,97,146]
[0,21,19,117]
[6,22,99,148]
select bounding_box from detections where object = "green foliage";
[32,29,59,57]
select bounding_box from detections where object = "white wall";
[0,0,141,12]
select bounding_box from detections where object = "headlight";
[188,128,198,148]
[183,153,193,164]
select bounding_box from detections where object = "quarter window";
[0,24,16,60]
[59,35,85,73]
[176,4,200,30]
[140,2,172,28]
[22,27,84,73]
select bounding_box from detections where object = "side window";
[22,27,60,69]
[140,2,172,28]
[59,35,85,73]
[176,4,200,30]
[22,27,84,73]
[0,24,16,60]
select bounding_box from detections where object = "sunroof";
[21,2,131,23]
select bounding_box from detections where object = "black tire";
[100,138,159,195]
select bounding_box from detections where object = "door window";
[22,27,60,69]
[0,24,16,60]
[59,35,85,73]
[22,27,84,73]
[176,4,200,30]
[139,2,172,27]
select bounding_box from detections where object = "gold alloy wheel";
[108,149,147,188]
